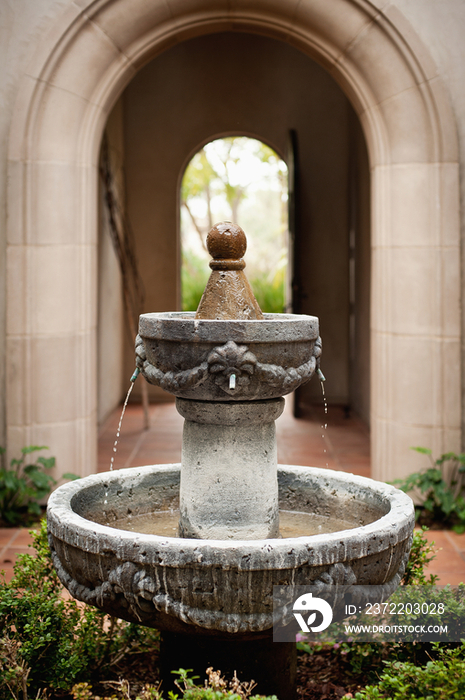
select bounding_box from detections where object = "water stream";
[319,379,329,466]
[110,379,137,471]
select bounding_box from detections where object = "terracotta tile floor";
[2,398,465,585]
[97,397,371,476]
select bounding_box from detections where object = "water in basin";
[105,508,357,538]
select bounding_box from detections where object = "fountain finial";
[195,222,264,320]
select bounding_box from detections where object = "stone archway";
[6,0,460,481]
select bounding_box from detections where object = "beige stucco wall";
[122,32,358,408]
[0,0,71,449]
[350,112,371,424]
[391,0,465,457]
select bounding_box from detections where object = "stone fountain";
[47,223,414,699]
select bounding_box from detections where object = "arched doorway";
[115,31,370,421]
[180,136,289,315]
[6,0,460,482]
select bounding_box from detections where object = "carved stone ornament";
[313,536,413,612]
[275,532,414,628]
[207,340,256,394]
[135,335,322,398]
[49,543,273,634]
[50,531,413,634]
[135,334,209,394]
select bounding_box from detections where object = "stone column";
[176,397,284,539]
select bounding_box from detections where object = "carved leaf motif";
[207,341,257,375]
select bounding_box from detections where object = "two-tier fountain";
[47,223,414,699]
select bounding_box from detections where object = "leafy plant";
[343,642,465,699]
[170,667,274,700]
[249,268,286,314]
[0,520,159,699]
[0,445,66,526]
[297,529,441,686]
[181,250,210,312]
[73,678,163,700]
[392,447,465,532]
[401,526,439,586]
[71,667,277,700]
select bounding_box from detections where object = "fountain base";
[160,631,296,700]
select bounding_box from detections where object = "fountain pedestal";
[177,397,284,539]
[160,632,296,699]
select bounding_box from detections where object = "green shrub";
[249,269,286,314]
[71,667,277,700]
[298,528,442,687]
[344,642,465,699]
[171,667,276,700]
[0,520,159,699]
[181,251,210,312]
[0,445,76,526]
[393,448,465,533]
[327,533,465,699]
[401,526,439,586]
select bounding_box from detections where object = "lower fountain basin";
[47,464,414,638]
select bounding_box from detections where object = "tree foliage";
[180,137,289,312]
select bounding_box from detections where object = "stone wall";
[0,0,71,448]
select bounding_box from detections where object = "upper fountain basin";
[136,311,320,400]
